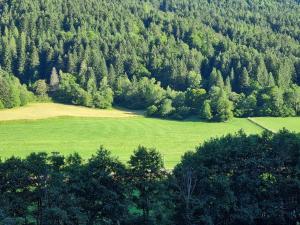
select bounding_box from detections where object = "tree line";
[0,129,299,225]
[0,0,300,121]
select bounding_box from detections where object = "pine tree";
[49,67,59,91]
[215,90,233,122]
[114,54,124,76]
[29,46,40,71]
[209,87,233,121]
[200,100,213,120]
[161,0,169,11]
[108,64,116,87]
[225,76,232,93]
[99,55,108,78]
[93,76,114,109]
[277,60,293,88]
[267,72,275,87]
[9,36,17,57]
[215,71,224,89]
[79,60,88,86]
[256,57,269,87]
[230,68,235,82]
[2,38,12,73]
[67,52,77,74]
[86,67,97,94]
[28,45,40,81]
[239,67,250,91]
[17,32,26,76]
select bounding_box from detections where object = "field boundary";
[247,117,275,133]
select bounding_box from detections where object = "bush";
[0,70,32,108]
[146,105,158,117]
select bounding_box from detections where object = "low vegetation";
[0,113,262,168]
[1,103,300,168]
[0,130,299,225]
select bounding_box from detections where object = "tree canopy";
[0,0,300,120]
[0,130,299,224]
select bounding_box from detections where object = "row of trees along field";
[0,130,299,225]
[0,0,300,121]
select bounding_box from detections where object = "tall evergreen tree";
[17,32,26,77]
[256,57,269,87]
[49,67,59,91]
[239,67,250,91]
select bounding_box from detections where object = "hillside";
[0,103,300,168]
[0,0,299,121]
[0,1,299,224]
[0,104,263,167]
[0,103,140,121]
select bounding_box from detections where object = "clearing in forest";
[0,103,299,168]
[0,103,141,121]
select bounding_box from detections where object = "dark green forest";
[0,0,300,120]
[0,130,299,225]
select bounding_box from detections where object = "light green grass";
[0,117,263,168]
[251,117,300,133]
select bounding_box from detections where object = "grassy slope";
[251,117,300,133]
[0,116,262,168]
[2,103,299,168]
[0,103,141,121]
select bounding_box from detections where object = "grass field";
[0,103,265,168]
[0,103,299,168]
[0,103,141,121]
[251,117,300,133]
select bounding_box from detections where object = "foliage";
[0,0,299,120]
[0,69,32,108]
[173,130,300,225]
[0,130,299,224]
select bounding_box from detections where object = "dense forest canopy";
[0,130,299,224]
[0,0,300,120]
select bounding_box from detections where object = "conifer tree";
[79,60,88,86]
[108,64,116,87]
[239,67,250,91]
[67,52,77,74]
[209,68,224,88]
[17,32,26,76]
[99,55,108,79]
[86,67,97,94]
[267,72,275,87]
[2,38,12,73]
[49,67,59,91]
[215,71,224,89]
[93,76,114,109]
[200,100,213,120]
[256,57,269,87]
[225,76,232,93]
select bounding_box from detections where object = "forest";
[0,0,300,121]
[0,1,300,224]
[0,130,299,225]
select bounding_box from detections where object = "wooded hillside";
[0,0,300,120]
